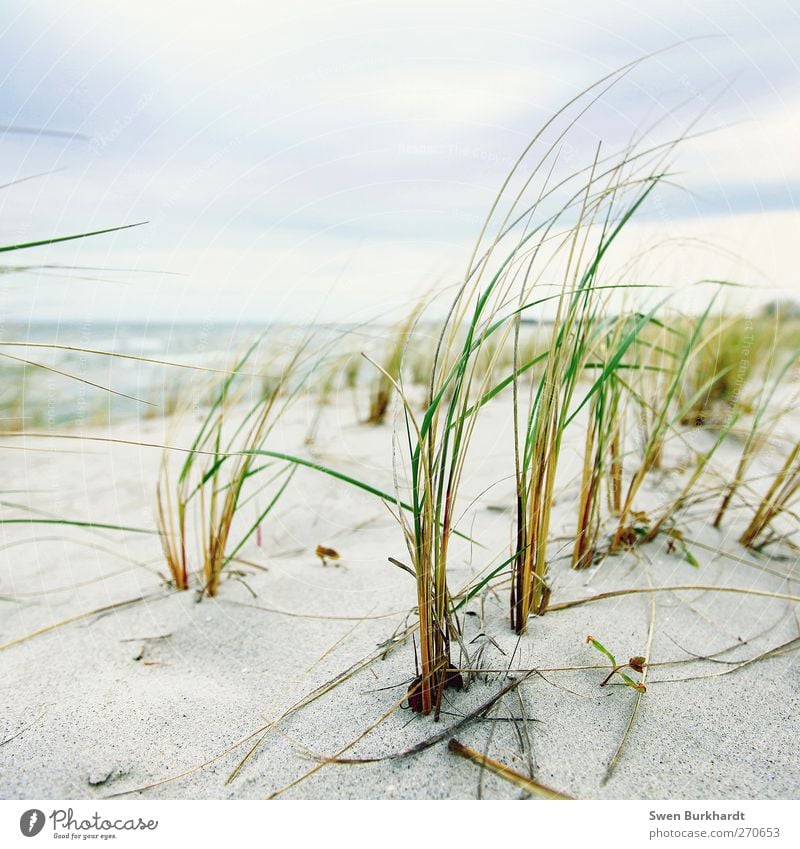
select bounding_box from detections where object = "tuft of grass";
[572,321,629,570]
[738,435,800,549]
[714,345,800,530]
[678,314,771,426]
[509,166,668,630]
[610,302,717,551]
[365,302,423,425]
[156,336,302,596]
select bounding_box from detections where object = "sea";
[0,320,366,429]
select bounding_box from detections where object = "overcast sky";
[0,1,798,324]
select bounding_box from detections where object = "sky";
[0,1,798,324]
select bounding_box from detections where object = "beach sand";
[1,391,798,800]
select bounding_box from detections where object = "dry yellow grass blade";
[0,593,165,651]
[448,739,573,799]
[547,585,800,612]
[0,341,260,376]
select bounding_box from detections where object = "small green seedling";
[665,528,700,569]
[586,635,646,692]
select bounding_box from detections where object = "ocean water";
[0,321,362,429]
[0,317,558,430]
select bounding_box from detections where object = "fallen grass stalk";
[448,738,573,799]
[648,636,800,684]
[314,674,533,767]
[0,593,166,652]
[0,351,155,407]
[0,517,157,534]
[547,585,800,612]
[0,341,260,376]
[225,598,407,621]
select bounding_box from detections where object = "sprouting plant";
[586,635,646,692]
[663,527,701,568]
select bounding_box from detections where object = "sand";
[1,391,798,800]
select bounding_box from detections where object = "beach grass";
[3,66,800,802]
[155,336,305,595]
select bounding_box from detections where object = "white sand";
[1,391,798,799]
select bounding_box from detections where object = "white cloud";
[1,1,799,321]
[684,96,800,185]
